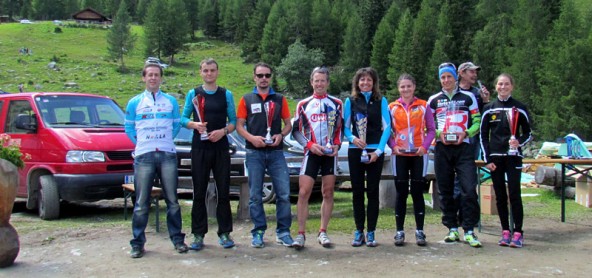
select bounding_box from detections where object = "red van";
[0,92,134,219]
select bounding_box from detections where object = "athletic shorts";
[299,153,337,178]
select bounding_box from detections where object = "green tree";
[107,0,137,72]
[240,0,272,62]
[144,0,167,58]
[20,0,34,19]
[537,0,591,140]
[387,9,414,98]
[309,0,341,66]
[408,0,439,97]
[199,0,219,37]
[370,1,402,92]
[184,0,199,39]
[162,0,189,63]
[33,0,65,19]
[339,11,368,73]
[260,0,293,66]
[136,0,151,24]
[446,0,480,62]
[424,1,453,95]
[508,0,553,110]
[276,40,325,98]
[358,0,386,45]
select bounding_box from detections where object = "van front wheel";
[38,175,60,220]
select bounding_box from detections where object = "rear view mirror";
[15,114,37,131]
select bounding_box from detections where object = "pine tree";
[358,0,386,45]
[144,0,167,58]
[424,1,453,95]
[309,0,341,66]
[240,0,272,62]
[162,0,190,63]
[185,0,199,39]
[537,0,591,140]
[107,0,136,72]
[136,0,151,24]
[199,0,220,37]
[339,11,369,73]
[259,0,293,66]
[387,9,414,97]
[408,0,440,97]
[370,1,402,92]
[445,0,480,63]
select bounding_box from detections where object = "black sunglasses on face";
[255,73,272,79]
[438,62,456,70]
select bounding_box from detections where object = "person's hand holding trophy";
[263,101,276,145]
[507,106,519,155]
[192,94,209,140]
[355,112,370,163]
[323,103,340,155]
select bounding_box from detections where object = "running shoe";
[218,233,235,248]
[464,231,482,248]
[498,230,511,247]
[251,230,264,248]
[292,234,306,249]
[509,232,523,248]
[415,230,427,246]
[276,234,295,247]
[190,234,204,251]
[444,228,460,243]
[130,245,145,258]
[366,231,377,247]
[394,231,405,246]
[317,232,331,247]
[174,242,189,253]
[351,230,365,247]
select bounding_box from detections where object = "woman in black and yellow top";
[480,73,532,248]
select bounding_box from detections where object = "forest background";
[1,0,591,141]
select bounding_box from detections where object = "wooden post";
[379,156,396,209]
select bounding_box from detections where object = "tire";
[38,175,60,220]
[261,182,276,204]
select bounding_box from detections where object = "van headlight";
[66,151,105,162]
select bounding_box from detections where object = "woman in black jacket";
[480,73,532,248]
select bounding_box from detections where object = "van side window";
[6,100,33,134]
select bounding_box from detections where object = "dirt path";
[3,209,592,278]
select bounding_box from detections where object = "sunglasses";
[438,62,456,70]
[255,73,272,79]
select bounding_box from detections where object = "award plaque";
[264,101,275,145]
[398,126,418,154]
[355,112,370,163]
[192,94,209,140]
[507,106,519,155]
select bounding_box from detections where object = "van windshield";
[34,95,125,128]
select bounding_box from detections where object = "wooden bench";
[122,183,163,232]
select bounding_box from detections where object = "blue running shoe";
[218,233,235,249]
[251,230,264,248]
[509,232,523,248]
[351,230,365,247]
[499,230,511,247]
[276,234,294,247]
[394,231,405,246]
[190,234,204,251]
[366,231,377,247]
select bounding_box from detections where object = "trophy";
[443,101,459,143]
[399,126,418,154]
[507,106,519,155]
[323,103,340,154]
[192,94,208,140]
[355,112,369,163]
[264,101,275,144]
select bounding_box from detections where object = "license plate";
[124,175,134,184]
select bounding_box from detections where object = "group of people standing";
[123,58,532,259]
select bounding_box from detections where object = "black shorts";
[300,153,337,178]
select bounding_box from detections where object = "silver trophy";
[443,101,459,143]
[192,94,208,140]
[264,101,275,145]
[323,103,339,154]
[507,106,519,155]
[355,112,369,162]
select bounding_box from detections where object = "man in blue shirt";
[124,63,188,258]
[181,58,237,250]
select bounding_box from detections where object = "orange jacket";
[389,97,435,155]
